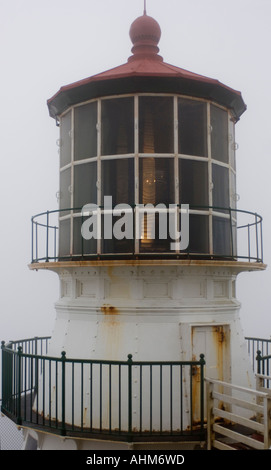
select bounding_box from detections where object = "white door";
[191,324,231,423]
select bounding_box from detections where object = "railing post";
[255,350,264,419]
[206,379,214,450]
[256,350,262,375]
[229,208,234,258]
[248,224,251,262]
[35,222,38,263]
[260,218,264,263]
[263,394,271,448]
[133,206,135,256]
[255,213,259,262]
[127,354,133,438]
[1,341,13,413]
[54,226,57,261]
[1,341,5,410]
[199,354,205,436]
[17,346,22,426]
[46,210,49,262]
[81,211,84,258]
[31,217,34,263]
[61,351,66,436]
[34,337,39,393]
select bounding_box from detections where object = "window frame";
[58,94,237,257]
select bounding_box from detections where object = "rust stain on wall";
[99,304,123,358]
[107,266,115,280]
[212,326,227,385]
[212,325,230,413]
[101,304,119,316]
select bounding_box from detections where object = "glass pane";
[101,98,134,155]
[73,216,97,256]
[74,162,97,212]
[59,218,71,258]
[211,105,228,163]
[139,158,175,206]
[101,158,134,207]
[179,159,209,208]
[212,164,229,211]
[60,111,71,167]
[59,168,71,215]
[102,214,134,254]
[213,216,232,257]
[187,215,209,254]
[178,99,207,157]
[139,212,171,253]
[230,170,237,210]
[139,97,174,153]
[231,219,237,258]
[74,102,97,160]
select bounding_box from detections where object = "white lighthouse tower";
[5,8,265,451]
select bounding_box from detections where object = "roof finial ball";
[129,3,162,60]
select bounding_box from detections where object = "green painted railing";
[1,338,205,441]
[256,350,271,384]
[245,336,271,373]
[31,205,264,264]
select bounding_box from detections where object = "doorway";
[189,324,231,424]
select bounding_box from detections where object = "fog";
[0,0,270,343]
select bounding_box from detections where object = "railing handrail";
[5,336,52,346]
[205,377,269,398]
[256,373,271,381]
[31,204,263,222]
[1,341,205,367]
[245,336,271,343]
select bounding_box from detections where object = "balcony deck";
[29,257,266,273]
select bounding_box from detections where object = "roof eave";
[47,74,246,121]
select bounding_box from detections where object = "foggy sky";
[0,0,270,342]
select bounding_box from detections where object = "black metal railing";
[256,350,271,388]
[30,205,264,264]
[245,336,271,373]
[3,336,51,355]
[1,338,205,441]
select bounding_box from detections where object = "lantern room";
[44,11,251,263]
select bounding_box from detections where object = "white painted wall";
[32,262,258,436]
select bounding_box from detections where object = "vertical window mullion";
[134,95,139,254]
[226,113,230,209]
[207,102,213,254]
[97,99,102,255]
[228,114,232,210]
[174,96,179,254]
[70,107,74,255]
[174,96,179,206]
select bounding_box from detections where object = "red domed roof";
[47,13,246,121]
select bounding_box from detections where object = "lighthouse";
[2,8,265,451]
